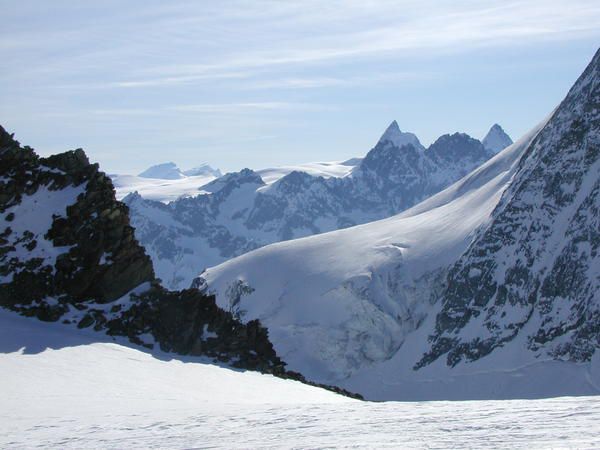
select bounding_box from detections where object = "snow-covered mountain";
[183,163,222,178]
[138,162,186,179]
[138,161,222,180]
[196,49,600,400]
[378,120,424,150]
[482,123,514,153]
[127,123,502,289]
[111,162,223,202]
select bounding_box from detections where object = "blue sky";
[1,1,599,174]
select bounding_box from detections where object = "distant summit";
[138,162,222,180]
[183,164,222,178]
[377,120,424,150]
[482,123,513,153]
[139,162,185,180]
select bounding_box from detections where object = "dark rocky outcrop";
[0,127,155,306]
[0,125,362,399]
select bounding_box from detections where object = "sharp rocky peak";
[377,120,424,151]
[482,123,513,153]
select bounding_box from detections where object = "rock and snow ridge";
[126,122,509,289]
[197,48,600,400]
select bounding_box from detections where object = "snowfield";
[111,159,357,203]
[111,173,219,202]
[1,309,600,449]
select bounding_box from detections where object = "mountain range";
[124,123,512,289]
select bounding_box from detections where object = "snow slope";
[256,159,357,184]
[2,309,599,449]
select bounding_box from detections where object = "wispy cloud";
[3,0,598,90]
[114,0,600,87]
[169,102,336,113]
[45,102,335,117]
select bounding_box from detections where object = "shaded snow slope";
[2,310,599,448]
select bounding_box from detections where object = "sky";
[1,1,599,174]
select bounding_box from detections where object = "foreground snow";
[1,311,599,449]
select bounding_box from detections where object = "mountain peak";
[183,164,222,178]
[138,162,185,180]
[377,120,424,150]
[482,123,513,153]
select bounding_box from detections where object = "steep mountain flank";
[419,48,600,369]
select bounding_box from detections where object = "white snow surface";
[200,118,600,400]
[111,173,218,202]
[2,309,600,449]
[256,159,357,185]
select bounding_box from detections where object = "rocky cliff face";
[418,48,600,369]
[127,124,508,289]
[0,127,363,395]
